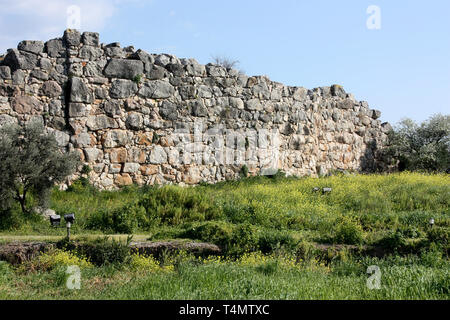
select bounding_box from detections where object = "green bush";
[138,186,221,225]
[86,203,148,234]
[377,229,407,251]
[231,223,259,251]
[257,229,297,253]
[329,217,365,245]
[73,236,133,267]
[427,227,449,245]
[66,177,96,194]
[239,165,249,178]
[180,221,234,247]
[398,225,426,239]
[0,208,21,231]
[222,201,256,224]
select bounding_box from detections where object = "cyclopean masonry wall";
[0,30,392,189]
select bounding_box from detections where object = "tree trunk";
[15,188,29,214]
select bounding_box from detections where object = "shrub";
[427,227,449,246]
[130,252,174,273]
[86,203,148,234]
[66,177,96,194]
[33,249,92,271]
[0,122,80,213]
[180,221,259,255]
[76,236,133,266]
[211,56,240,70]
[266,170,286,180]
[0,207,21,231]
[329,217,365,245]
[231,223,259,252]
[138,186,221,225]
[222,201,257,224]
[377,229,407,251]
[398,225,426,239]
[258,229,297,254]
[240,165,249,178]
[133,74,142,84]
[180,221,234,247]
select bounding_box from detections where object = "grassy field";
[0,172,449,299]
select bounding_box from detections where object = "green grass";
[0,254,448,300]
[0,172,449,300]
[4,172,448,242]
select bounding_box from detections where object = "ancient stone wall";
[0,30,392,189]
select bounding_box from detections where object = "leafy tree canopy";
[0,121,80,213]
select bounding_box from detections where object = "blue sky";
[1,0,449,124]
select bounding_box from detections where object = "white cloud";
[0,0,129,53]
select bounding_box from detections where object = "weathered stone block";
[123,162,140,173]
[158,101,178,120]
[125,112,144,130]
[104,58,144,79]
[245,99,262,111]
[18,40,44,54]
[372,109,382,120]
[138,80,175,99]
[108,148,128,163]
[11,95,43,114]
[110,79,138,98]
[206,64,226,77]
[103,100,122,117]
[64,29,81,46]
[115,173,133,186]
[338,99,354,110]
[45,39,65,58]
[0,66,11,80]
[86,115,118,131]
[70,77,93,103]
[68,103,87,117]
[40,81,62,97]
[150,145,167,164]
[79,46,103,60]
[49,129,70,147]
[140,164,159,176]
[82,32,100,46]
[3,49,38,71]
[137,132,153,146]
[71,132,93,147]
[102,130,129,148]
[127,148,147,163]
[84,148,103,162]
[191,99,208,117]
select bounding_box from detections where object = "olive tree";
[383,114,450,172]
[0,121,80,213]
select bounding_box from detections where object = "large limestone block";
[104,58,144,80]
